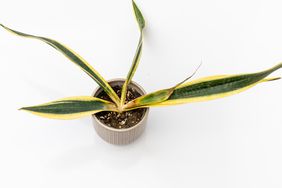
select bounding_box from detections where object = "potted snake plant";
[1,1,281,145]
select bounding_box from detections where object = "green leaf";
[124,64,202,109]
[124,63,282,109]
[20,96,117,120]
[120,0,146,106]
[0,24,120,106]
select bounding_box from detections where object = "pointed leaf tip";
[266,77,281,81]
[18,96,118,120]
[132,0,145,30]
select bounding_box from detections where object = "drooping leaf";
[124,63,282,110]
[20,96,117,120]
[0,24,120,106]
[120,0,145,105]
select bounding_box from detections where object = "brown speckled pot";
[92,79,149,145]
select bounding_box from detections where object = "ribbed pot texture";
[92,79,149,145]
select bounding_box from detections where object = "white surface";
[0,0,281,187]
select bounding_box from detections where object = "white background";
[0,0,281,187]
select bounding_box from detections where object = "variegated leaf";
[124,63,282,110]
[20,96,117,120]
[120,0,145,105]
[0,24,120,106]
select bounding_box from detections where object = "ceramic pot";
[92,79,149,145]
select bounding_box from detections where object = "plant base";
[92,79,149,145]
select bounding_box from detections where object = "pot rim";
[92,78,149,132]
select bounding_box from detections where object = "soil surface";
[95,85,146,129]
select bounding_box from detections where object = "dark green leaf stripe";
[20,96,117,119]
[22,100,105,114]
[0,24,120,105]
[169,63,282,101]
